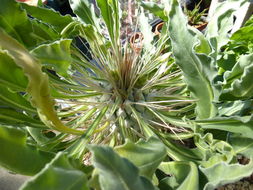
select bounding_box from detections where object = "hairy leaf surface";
[221,54,253,100]
[167,0,217,119]
[115,137,166,179]
[90,146,155,190]
[200,159,253,190]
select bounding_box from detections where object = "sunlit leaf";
[0,29,82,135]
[200,159,253,190]
[158,161,199,190]
[196,115,253,139]
[166,0,217,119]
[90,146,156,190]
[221,54,253,100]
[115,137,166,179]
[0,125,54,175]
[0,0,37,47]
[31,39,72,77]
[229,135,253,158]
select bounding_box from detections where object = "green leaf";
[31,39,72,77]
[167,0,217,119]
[21,3,73,32]
[96,0,121,48]
[217,100,253,116]
[0,85,36,113]
[69,0,101,32]
[194,133,235,168]
[0,0,43,47]
[0,125,54,175]
[67,106,107,159]
[0,29,83,135]
[90,146,155,190]
[115,137,166,179]
[224,15,253,55]
[0,50,28,91]
[221,54,253,100]
[231,25,253,42]
[139,1,167,21]
[200,159,253,190]
[139,10,154,51]
[196,115,253,139]
[29,18,60,41]
[229,135,253,158]
[158,161,199,190]
[217,52,237,72]
[162,138,203,162]
[244,15,253,27]
[0,107,45,128]
[206,0,246,51]
[26,127,51,145]
[20,152,89,190]
[78,24,108,57]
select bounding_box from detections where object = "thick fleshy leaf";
[229,135,253,158]
[196,115,253,139]
[206,0,247,51]
[217,100,253,116]
[115,137,166,179]
[158,161,199,190]
[0,50,28,91]
[20,152,89,190]
[200,159,253,190]
[194,133,235,168]
[0,0,39,47]
[31,39,72,77]
[162,138,203,162]
[0,29,82,135]
[0,125,54,175]
[166,0,217,119]
[1,0,70,45]
[221,54,253,100]
[230,16,253,43]
[21,3,73,32]
[139,1,167,21]
[90,146,155,190]
[30,19,60,41]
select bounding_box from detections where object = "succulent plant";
[0,0,193,160]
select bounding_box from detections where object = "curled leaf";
[0,29,83,135]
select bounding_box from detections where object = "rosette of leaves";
[0,0,193,161]
[1,0,253,189]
